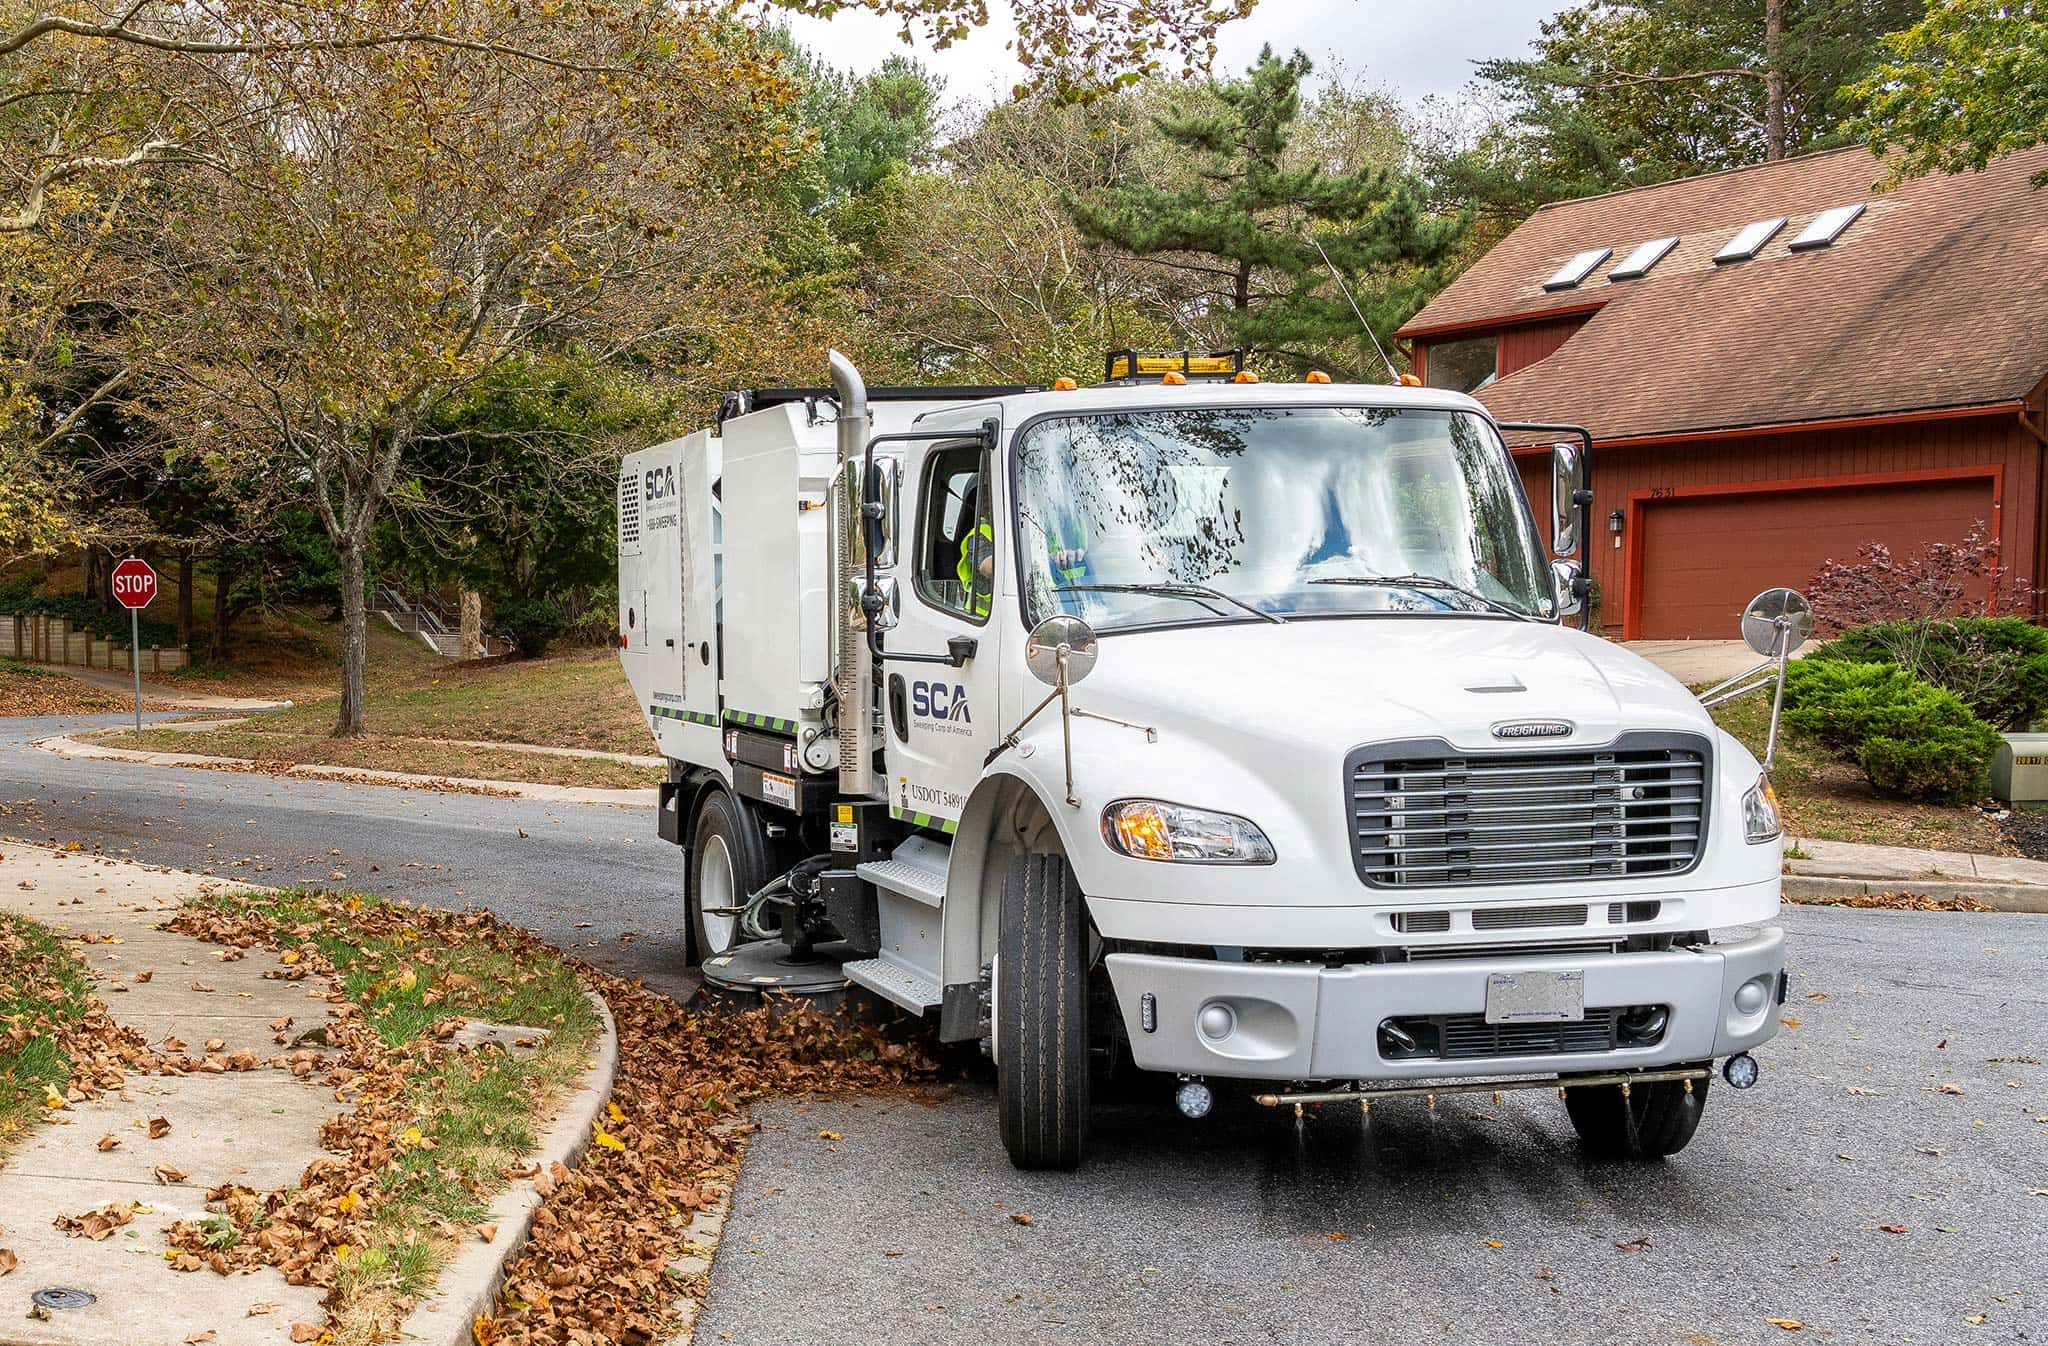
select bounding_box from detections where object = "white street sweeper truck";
[616,348,1809,1169]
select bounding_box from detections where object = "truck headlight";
[1742,774,1781,844]
[1101,799,1276,864]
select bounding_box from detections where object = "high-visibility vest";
[956,520,994,617]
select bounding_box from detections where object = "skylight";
[1789,202,1866,251]
[1542,247,1613,291]
[1610,236,1679,280]
[1714,217,1787,264]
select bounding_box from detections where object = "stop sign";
[111,558,157,610]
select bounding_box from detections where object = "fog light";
[1175,1078,1214,1119]
[1733,976,1771,1015]
[1197,1003,1235,1041]
[1723,1052,1760,1089]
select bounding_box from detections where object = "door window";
[916,443,992,622]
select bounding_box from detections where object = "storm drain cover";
[31,1288,96,1310]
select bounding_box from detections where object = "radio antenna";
[1304,230,1403,385]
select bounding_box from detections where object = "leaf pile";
[1,912,161,1152]
[1791,890,1995,913]
[477,975,931,1346]
[0,664,151,717]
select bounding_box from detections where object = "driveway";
[9,712,2044,1345]
[0,711,696,999]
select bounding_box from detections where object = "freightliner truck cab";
[617,349,1808,1169]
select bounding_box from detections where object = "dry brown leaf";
[96,1134,120,1152]
[1878,1224,1909,1234]
[149,1116,171,1139]
[185,1332,217,1343]
[1765,1319,1805,1331]
[134,970,153,983]
[153,1163,189,1184]
[1009,1212,1034,1226]
[0,1248,17,1278]
[246,1303,277,1317]
[289,1323,321,1343]
[475,1223,498,1242]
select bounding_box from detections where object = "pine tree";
[1065,47,1464,376]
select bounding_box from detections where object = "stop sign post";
[112,558,157,734]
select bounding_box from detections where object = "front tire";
[687,791,769,966]
[1564,1070,1711,1159]
[995,853,1091,1170]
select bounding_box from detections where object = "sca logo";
[911,681,971,723]
[643,464,676,500]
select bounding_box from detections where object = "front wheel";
[686,791,768,966]
[995,853,1091,1171]
[1564,1070,1711,1159]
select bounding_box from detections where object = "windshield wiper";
[1309,574,1534,621]
[1057,583,1285,625]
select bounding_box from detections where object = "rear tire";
[687,791,769,966]
[995,853,1091,1170]
[1564,1070,1711,1159]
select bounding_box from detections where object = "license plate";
[1485,969,1586,1024]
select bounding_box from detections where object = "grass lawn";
[1711,690,2010,854]
[166,889,601,1346]
[0,912,98,1155]
[103,724,660,790]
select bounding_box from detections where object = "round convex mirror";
[1740,587,1813,657]
[1024,614,1098,686]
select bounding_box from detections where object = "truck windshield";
[1013,406,1555,631]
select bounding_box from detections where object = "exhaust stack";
[828,350,879,798]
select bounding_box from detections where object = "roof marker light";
[1052,377,1078,391]
[1398,373,1421,387]
[1161,371,1187,385]
[1304,370,1332,384]
[1233,370,1260,383]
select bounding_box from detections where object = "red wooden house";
[1395,145,2048,639]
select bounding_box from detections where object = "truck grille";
[1381,1009,1634,1060]
[1348,734,1710,889]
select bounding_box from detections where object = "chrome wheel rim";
[698,834,738,955]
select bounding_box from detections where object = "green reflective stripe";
[723,709,800,735]
[891,806,959,835]
[649,705,719,728]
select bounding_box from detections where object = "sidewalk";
[141,716,664,768]
[51,666,288,713]
[0,847,329,1345]
[1784,834,2048,913]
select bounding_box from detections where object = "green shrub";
[492,598,565,659]
[1782,659,2000,803]
[1812,617,2048,730]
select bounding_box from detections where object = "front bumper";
[1103,927,1785,1082]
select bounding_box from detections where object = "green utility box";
[1991,733,2048,805]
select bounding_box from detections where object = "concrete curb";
[1784,872,2048,914]
[400,988,621,1346]
[33,733,656,809]
[141,717,664,768]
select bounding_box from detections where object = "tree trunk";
[459,590,482,659]
[207,554,235,664]
[176,550,195,648]
[334,535,369,738]
[1233,260,1252,311]
[1764,0,1786,162]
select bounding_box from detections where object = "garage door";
[1634,476,1996,639]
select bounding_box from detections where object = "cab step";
[842,956,942,1012]
[855,835,949,908]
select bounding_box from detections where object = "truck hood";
[1067,616,1712,757]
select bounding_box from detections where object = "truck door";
[881,435,1002,834]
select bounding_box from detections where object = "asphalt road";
[7,711,2045,1344]
[699,917,2048,1346]
[0,712,697,999]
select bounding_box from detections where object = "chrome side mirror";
[846,575,899,631]
[1551,559,1584,619]
[870,454,900,570]
[1025,614,1097,686]
[1550,442,1584,557]
[1741,587,1812,657]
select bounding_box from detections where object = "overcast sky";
[780,0,1559,109]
